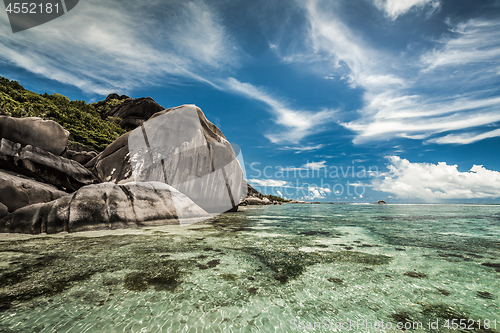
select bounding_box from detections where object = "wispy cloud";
[277,160,327,172]
[279,144,325,153]
[427,128,500,145]
[223,77,336,144]
[0,0,237,94]
[373,156,500,200]
[302,161,327,170]
[421,19,500,72]
[294,1,500,145]
[373,0,440,20]
[247,179,291,187]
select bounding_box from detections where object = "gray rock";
[64,149,98,165]
[0,169,68,212]
[240,197,273,206]
[0,116,69,155]
[85,132,132,183]
[245,180,263,199]
[88,105,246,213]
[0,138,99,192]
[102,96,165,131]
[0,202,8,219]
[0,182,210,234]
[128,105,246,213]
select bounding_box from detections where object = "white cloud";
[373,156,500,200]
[0,0,236,94]
[373,0,440,20]
[276,190,283,197]
[302,161,327,170]
[305,186,332,200]
[224,78,336,143]
[248,179,291,187]
[277,160,327,172]
[280,2,500,146]
[427,129,500,145]
[421,20,500,72]
[280,144,325,153]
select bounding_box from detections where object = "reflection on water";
[0,204,499,332]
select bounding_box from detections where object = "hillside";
[0,77,126,151]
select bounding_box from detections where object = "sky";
[1,0,500,203]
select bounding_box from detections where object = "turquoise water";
[0,204,499,332]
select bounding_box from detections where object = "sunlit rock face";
[129,105,247,215]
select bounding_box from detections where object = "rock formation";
[0,169,68,212]
[0,98,247,234]
[84,132,132,183]
[0,116,69,155]
[0,182,210,234]
[239,181,281,206]
[98,94,165,131]
[127,105,246,213]
[0,138,99,192]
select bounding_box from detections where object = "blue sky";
[1,0,500,202]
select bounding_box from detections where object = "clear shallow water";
[0,204,499,332]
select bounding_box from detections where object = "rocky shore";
[0,88,261,234]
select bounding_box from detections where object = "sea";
[0,204,499,332]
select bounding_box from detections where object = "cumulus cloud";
[304,186,332,200]
[373,0,440,20]
[302,161,327,170]
[373,156,500,201]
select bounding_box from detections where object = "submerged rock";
[421,303,468,321]
[123,259,182,292]
[0,169,68,212]
[481,262,500,272]
[0,116,69,155]
[326,277,343,284]
[403,271,427,278]
[0,182,209,234]
[476,291,494,299]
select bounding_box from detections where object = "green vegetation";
[263,194,292,203]
[0,77,126,151]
